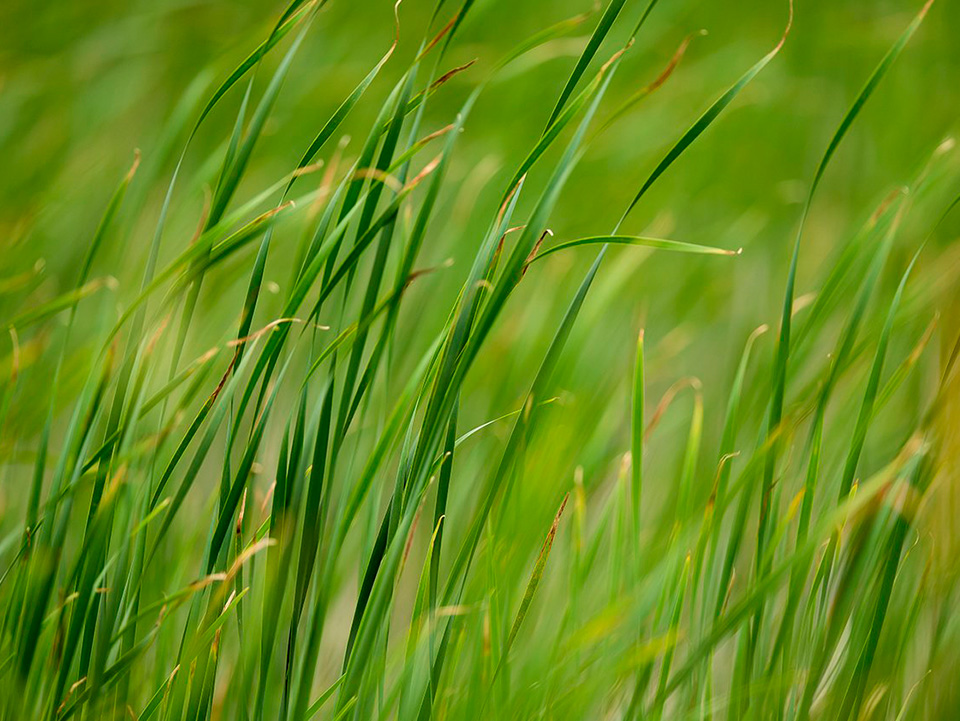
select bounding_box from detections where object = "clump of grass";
[1,0,959,719]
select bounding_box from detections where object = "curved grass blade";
[759,0,934,565]
[529,234,740,263]
[616,2,792,229]
[743,7,937,704]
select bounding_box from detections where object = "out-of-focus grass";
[1,0,959,719]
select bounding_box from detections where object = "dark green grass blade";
[543,0,650,130]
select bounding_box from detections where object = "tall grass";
[1,0,959,719]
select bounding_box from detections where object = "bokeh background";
[3,0,959,400]
[2,0,960,716]
[4,0,959,526]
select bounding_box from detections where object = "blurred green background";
[2,0,958,511]
[1,0,960,715]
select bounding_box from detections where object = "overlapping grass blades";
[1,0,957,719]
